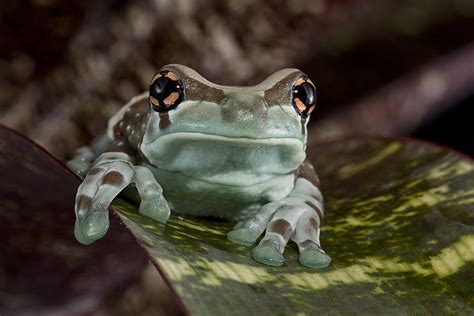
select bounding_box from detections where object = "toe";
[299,247,331,269]
[74,221,93,245]
[74,219,108,245]
[67,160,90,177]
[75,211,110,245]
[139,199,170,223]
[227,228,259,246]
[252,239,284,266]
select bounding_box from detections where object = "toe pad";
[227,228,259,246]
[299,247,332,269]
[252,240,284,266]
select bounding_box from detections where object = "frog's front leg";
[228,160,331,268]
[74,140,170,245]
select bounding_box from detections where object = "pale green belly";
[146,166,295,221]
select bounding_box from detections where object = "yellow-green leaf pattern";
[113,137,474,315]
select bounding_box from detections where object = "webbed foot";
[227,179,331,268]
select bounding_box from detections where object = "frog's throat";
[140,132,306,183]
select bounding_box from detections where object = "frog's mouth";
[141,132,305,186]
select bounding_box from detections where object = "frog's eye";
[149,70,184,112]
[292,77,317,117]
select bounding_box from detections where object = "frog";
[68,64,331,268]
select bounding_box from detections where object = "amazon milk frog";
[68,64,331,268]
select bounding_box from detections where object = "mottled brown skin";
[102,171,125,186]
[305,201,323,221]
[297,160,321,188]
[162,67,226,104]
[264,72,299,106]
[297,161,324,226]
[158,113,171,130]
[87,167,103,176]
[269,219,293,240]
[104,140,136,156]
[112,98,149,151]
[77,195,93,211]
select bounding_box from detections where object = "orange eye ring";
[149,70,184,112]
[292,77,317,117]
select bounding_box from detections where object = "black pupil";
[294,82,316,106]
[149,71,183,111]
[150,76,178,101]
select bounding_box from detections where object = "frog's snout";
[220,92,268,124]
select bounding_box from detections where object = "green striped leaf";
[113,136,474,315]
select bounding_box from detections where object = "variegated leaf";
[113,136,474,315]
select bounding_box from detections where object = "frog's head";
[141,64,318,182]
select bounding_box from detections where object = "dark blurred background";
[1,0,473,315]
[1,0,473,158]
